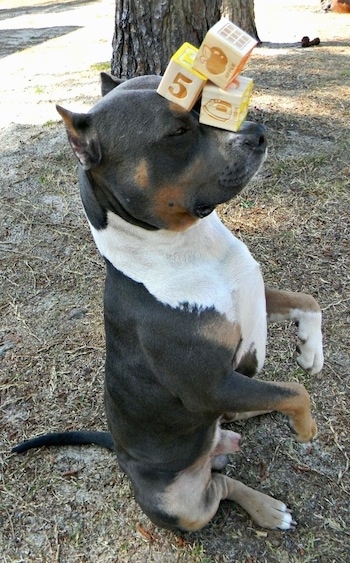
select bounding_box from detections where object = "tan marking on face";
[134,159,150,189]
[179,156,206,185]
[153,186,198,231]
[152,156,214,230]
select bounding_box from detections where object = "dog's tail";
[11,431,114,454]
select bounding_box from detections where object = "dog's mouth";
[191,172,251,219]
[193,204,216,218]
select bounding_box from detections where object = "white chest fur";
[90,211,267,371]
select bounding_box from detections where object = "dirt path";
[0,0,115,126]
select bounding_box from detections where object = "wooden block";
[199,77,254,132]
[193,18,257,90]
[157,43,207,111]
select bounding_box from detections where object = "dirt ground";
[1,0,349,561]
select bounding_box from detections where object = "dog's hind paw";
[254,497,296,530]
[295,311,324,375]
[242,491,296,530]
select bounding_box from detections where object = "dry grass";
[1,2,349,562]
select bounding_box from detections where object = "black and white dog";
[13,74,323,532]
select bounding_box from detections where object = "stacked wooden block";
[157,18,257,132]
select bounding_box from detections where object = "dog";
[12,73,324,532]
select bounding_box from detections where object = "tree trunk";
[111,0,258,78]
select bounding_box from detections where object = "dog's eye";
[171,127,189,137]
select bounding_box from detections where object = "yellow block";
[157,43,207,111]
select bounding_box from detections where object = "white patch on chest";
[89,211,267,370]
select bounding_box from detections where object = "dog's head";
[57,73,266,231]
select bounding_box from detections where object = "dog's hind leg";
[163,427,294,531]
[212,474,295,530]
[212,413,273,469]
[167,470,294,532]
[211,427,241,470]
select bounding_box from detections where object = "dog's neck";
[88,210,261,314]
[89,209,231,269]
[81,169,159,232]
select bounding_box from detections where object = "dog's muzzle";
[194,204,216,218]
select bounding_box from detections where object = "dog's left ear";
[100,72,125,96]
[56,105,102,170]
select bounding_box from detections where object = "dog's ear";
[56,105,102,170]
[100,72,125,96]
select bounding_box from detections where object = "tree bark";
[111,0,258,78]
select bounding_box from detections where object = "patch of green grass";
[38,173,50,186]
[53,151,66,162]
[184,542,213,562]
[35,86,44,94]
[239,198,256,209]
[90,61,110,72]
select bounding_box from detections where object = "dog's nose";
[239,122,267,152]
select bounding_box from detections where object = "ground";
[0,0,349,562]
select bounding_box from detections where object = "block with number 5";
[157,43,207,111]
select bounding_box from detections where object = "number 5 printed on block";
[168,73,193,99]
[157,44,207,111]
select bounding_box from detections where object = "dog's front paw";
[282,382,317,442]
[289,414,317,443]
[295,311,324,375]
